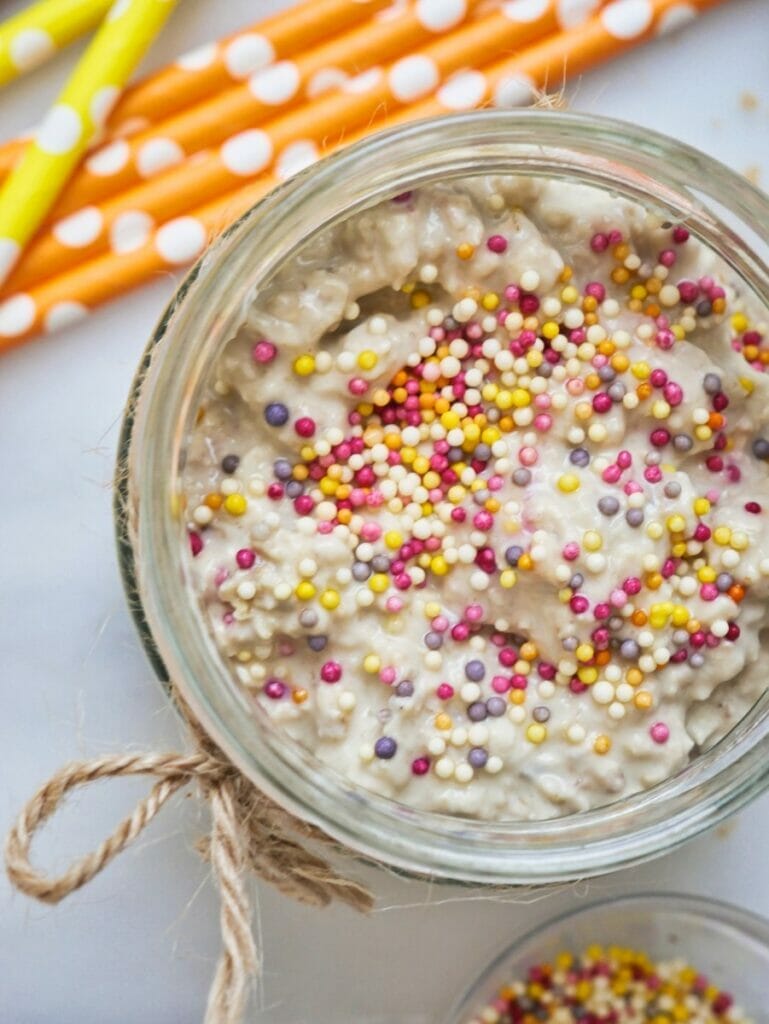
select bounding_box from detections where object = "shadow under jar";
[116,111,769,886]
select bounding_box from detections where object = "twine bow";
[5,738,372,1024]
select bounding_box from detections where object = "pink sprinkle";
[385,597,403,613]
[593,603,611,620]
[570,594,589,614]
[436,683,454,700]
[602,465,621,484]
[511,674,528,690]
[644,466,663,483]
[487,475,504,491]
[746,501,762,514]
[487,234,508,253]
[451,623,470,642]
[584,281,606,302]
[533,393,551,410]
[214,568,229,587]
[465,603,484,622]
[693,523,711,542]
[473,510,493,530]
[617,450,633,469]
[590,232,609,253]
[432,615,449,632]
[569,679,587,694]
[189,531,203,557]
[610,588,627,608]
[658,249,676,267]
[607,229,623,244]
[677,280,699,304]
[533,413,552,431]
[320,661,342,683]
[252,339,277,363]
[236,548,256,569]
[663,382,683,405]
[264,679,286,699]
[700,583,718,601]
[492,675,511,693]
[348,377,368,396]
[411,757,430,776]
[222,611,234,625]
[317,521,333,534]
[498,647,517,667]
[566,378,584,396]
[519,446,538,466]
[379,666,396,685]
[672,226,690,243]
[504,284,521,302]
[622,576,642,595]
[649,368,668,388]
[563,542,580,561]
[267,482,284,499]
[650,722,670,744]
[360,523,381,541]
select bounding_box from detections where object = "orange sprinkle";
[292,689,309,704]
[595,650,611,666]
[337,508,352,524]
[728,584,746,603]
[204,493,222,509]
[632,610,648,627]
[708,412,724,430]
[509,689,526,705]
[634,690,653,710]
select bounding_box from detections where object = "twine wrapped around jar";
[4,693,373,1024]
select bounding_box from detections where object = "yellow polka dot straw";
[0,0,179,288]
[0,0,113,88]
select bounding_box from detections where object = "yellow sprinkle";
[511,388,531,408]
[631,361,651,380]
[319,477,338,496]
[384,531,403,550]
[740,376,755,394]
[495,390,513,411]
[481,426,501,445]
[594,735,611,755]
[557,473,580,493]
[698,566,716,583]
[435,712,452,730]
[500,569,517,588]
[713,526,732,545]
[693,497,711,516]
[300,445,316,461]
[430,555,449,576]
[526,723,547,744]
[456,242,474,260]
[646,521,664,540]
[425,601,441,618]
[357,350,378,371]
[576,643,594,662]
[542,321,559,340]
[694,425,712,442]
[223,494,247,516]
[583,530,602,551]
[731,531,749,550]
[666,514,686,533]
[369,573,389,593]
[292,354,315,376]
[520,641,538,660]
[561,285,578,303]
[411,289,431,309]
[320,589,340,610]
[481,292,499,311]
[671,605,690,626]
[295,581,316,600]
[732,312,749,332]
[578,667,598,684]
[363,654,381,674]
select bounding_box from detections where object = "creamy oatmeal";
[182,175,769,821]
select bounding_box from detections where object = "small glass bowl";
[447,893,769,1023]
[116,110,769,887]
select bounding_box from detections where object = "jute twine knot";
[4,715,373,1024]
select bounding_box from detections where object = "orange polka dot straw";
[0,0,179,290]
[0,0,729,350]
[0,0,396,181]
[1,0,565,295]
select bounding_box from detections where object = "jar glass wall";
[117,110,769,885]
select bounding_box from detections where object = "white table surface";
[2,2,769,1021]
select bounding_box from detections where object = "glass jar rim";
[118,109,769,885]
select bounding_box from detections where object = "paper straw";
[15,0,571,225]
[0,0,394,180]
[0,0,727,351]
[2,0,489,293]
[0,0,112,88]
[0,0,179,289]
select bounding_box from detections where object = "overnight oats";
[181,173,769,822]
